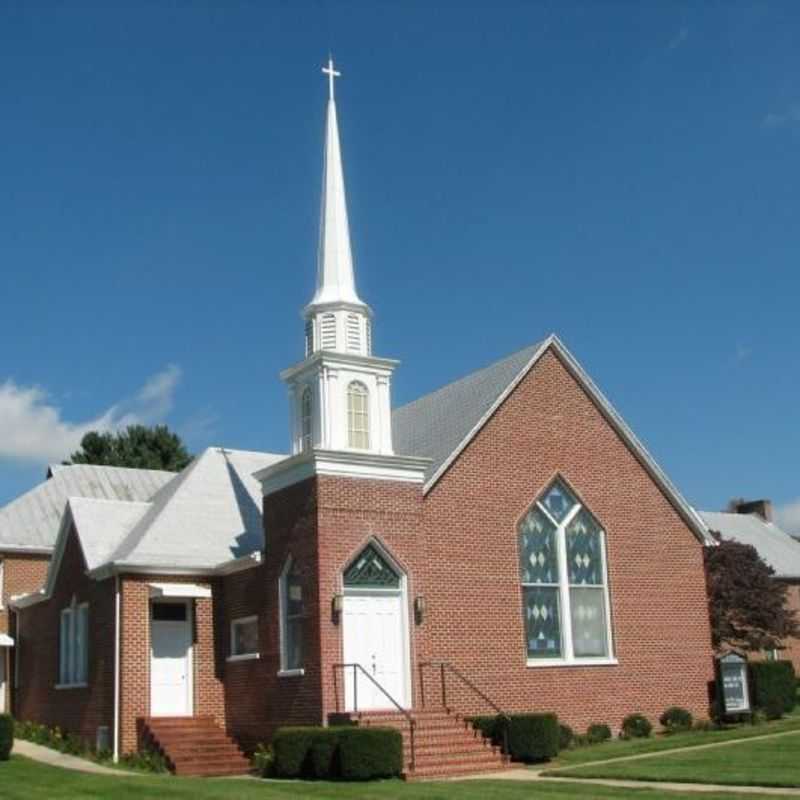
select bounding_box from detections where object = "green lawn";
[0,755,789,800]
[553,714,800,767]
[546,729,800,789]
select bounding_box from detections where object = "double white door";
[342,592,408,711]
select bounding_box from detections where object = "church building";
[5,60,717,779]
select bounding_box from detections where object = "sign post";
[718,651,751,716]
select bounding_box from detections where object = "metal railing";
[419,660,510,758]
[332,662,416,771]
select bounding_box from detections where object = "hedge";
[272,725,402,780]
[586,723,612,744]
[659,707,693,733]
[335,727,402,780]
[0,714,13,761]
[750,661,796,718]
[470,714,559,763]
[621,713,652,739]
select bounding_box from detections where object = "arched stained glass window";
[344,544,400,589]
[518,478,613,662]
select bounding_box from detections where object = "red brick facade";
[12,344,717,753]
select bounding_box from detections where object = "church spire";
[307,57,366,310]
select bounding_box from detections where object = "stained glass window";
[518,478,612,662]
[280,558,306,671]
[344,544,400,588]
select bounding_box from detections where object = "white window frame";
[278,556,305,677]
[346,381,370,450]
[57,598,89,688]
[300,387,313,453]
[520,485,616,668]
[228,615,260,662]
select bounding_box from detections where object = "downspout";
[113,575,120,763]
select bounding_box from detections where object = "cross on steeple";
[322,56,340,101]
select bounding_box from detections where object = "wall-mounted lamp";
[413,595,426,625]
[331,593,344,619]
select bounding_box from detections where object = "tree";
[705,537,800,652]
[66,425,192,472]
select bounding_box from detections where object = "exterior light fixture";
[414,595,426,624]
[332,593,344,617]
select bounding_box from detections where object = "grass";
[0,755,788,800]
[546,730,800,788]
[552,713,800,767]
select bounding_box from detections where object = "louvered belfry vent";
[304,320,314,356]
[346,313,362,354]
[320,314,337,350]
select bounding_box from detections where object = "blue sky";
[2,2,799,530]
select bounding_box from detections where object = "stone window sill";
[527,658,618,668]
[277,668,305,678]
[227,653,260,663]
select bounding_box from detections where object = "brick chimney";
[732,498,773,522]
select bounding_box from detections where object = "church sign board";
[718,652,750,714]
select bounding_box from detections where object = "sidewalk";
[12,740,140,776]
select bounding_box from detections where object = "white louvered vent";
[320,314,337,350]
[304,320,314,356]
[346,314,362,354]
[365,319,372,356]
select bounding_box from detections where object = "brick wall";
[14,527,115,745]
[1,551,49,713]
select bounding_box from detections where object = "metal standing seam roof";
[699,510,800,579]
[391,342,543,484]
[0,464,175,551]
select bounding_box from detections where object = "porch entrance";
[150,600,193,717]
[341,543,410,711]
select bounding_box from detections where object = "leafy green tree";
[705,537,800,652]
[66,425,192,472]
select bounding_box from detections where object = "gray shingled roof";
[700,510,800,579]
[0,464,174,552]
[392,343,543,483]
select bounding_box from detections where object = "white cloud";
[763,105,800,129]
[668,27,689,50]
[0,365,182,465]
[775,499,800,537]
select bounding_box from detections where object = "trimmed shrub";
[659,707,693,734]
[470,715,501,745]
[0,714,13,761]
[750,661,796,718]
[621,714,652,739]
[335,727,402,780]
[586,723,612,744]
[507,714,559,762]
[310,730,340,779]
[119,749,168,773]
[252,743,274,777]
[558,723,574,750]
[273,726,321,778]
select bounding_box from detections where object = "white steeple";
[256,58,430,496]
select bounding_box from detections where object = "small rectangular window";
[231,616,259,658]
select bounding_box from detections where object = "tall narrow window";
[518,478,613,664]
[279,557,306,673]
[300,387,312,452]
[347,381,370,449]
[304,320,314,356]
[59,598,88,686]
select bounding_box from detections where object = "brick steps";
[140,716,251,777]
[355,707,507,780]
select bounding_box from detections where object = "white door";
[342,592,407,711]
[150,602,192,717]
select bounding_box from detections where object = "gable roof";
[392,334,713,545]
[699,510,800,579]
[392,342,544,484]
[105,447,285,572]
[0,464,174,553]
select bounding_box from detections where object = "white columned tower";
[257,58,429,494]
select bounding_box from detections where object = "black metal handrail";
[419,660,510,758]
[332,662,416,771]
